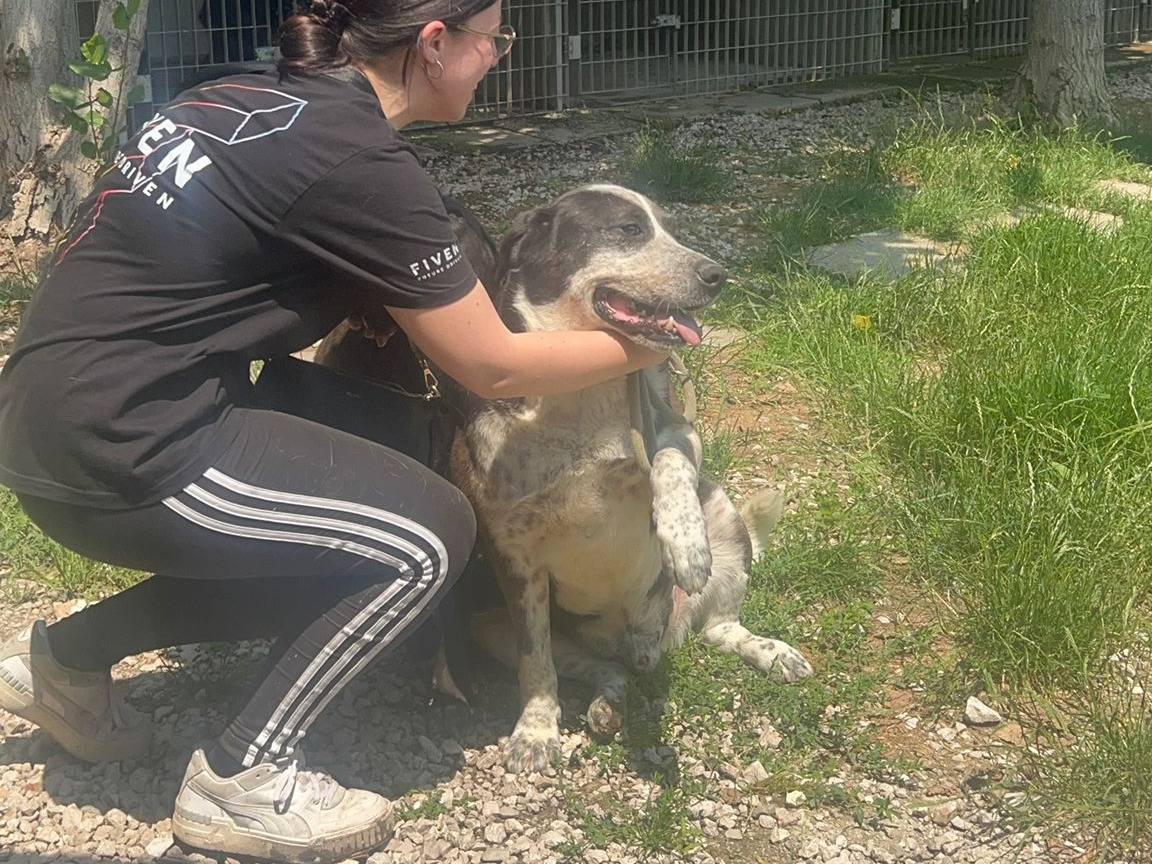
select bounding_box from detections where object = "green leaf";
[47,83,84,107]
[126,0,141,15]
[80,140,99,159]
[127,83,146,104]
[80,33,107,66]
[100,135,120,156]
[112,4,131,31]
[85,110,106,131]
[95,87,114,108]
[68,60,112,81]
[67,111,90,134]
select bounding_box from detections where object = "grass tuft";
[623,127,731,203]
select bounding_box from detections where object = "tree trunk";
[0,0,149,257]
[1018,0,1114,128]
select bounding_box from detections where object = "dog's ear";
[496,204,555,286]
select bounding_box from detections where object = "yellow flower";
[851,314,872,332]
[1005,154,1021,170]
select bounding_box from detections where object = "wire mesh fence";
[472,0,566,114]
[78,0,1152,125]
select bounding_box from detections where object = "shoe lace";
[272,752,340,813]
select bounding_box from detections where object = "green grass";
[725,115,1152,853]
[560,781,702,860]
[622,127,731,203]
[1025,683,1152,860]
[0,273,36,307]
[756,114,1152,262]
[0,488,141,600]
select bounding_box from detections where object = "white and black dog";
[446,185,814,773]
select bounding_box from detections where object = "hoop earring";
[424,58,445,80]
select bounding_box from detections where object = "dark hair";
[278,0,497,78]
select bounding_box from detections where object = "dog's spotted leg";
[701,621,814,682]
[473,608,630,739]
[650,417,712,596]
[498,564,562,773]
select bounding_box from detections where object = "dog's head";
[496,185,726,350]
[622,571,675,672]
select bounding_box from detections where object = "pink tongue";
[671,316,701,347]
[608,298,644,325]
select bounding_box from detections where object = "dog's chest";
[464,384,663,617]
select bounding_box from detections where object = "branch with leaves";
[47,0,146,165]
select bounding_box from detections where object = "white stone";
[145,835,173,857]
[785,790,807,808]
[758,723,784,750]
[483,823,507,844]
[743,760,770,784]
[964,696,1002,726]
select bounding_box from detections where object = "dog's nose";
[696,261,727,295]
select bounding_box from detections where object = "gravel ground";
[3,67,1151,864]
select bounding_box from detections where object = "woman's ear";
[417,20,449,66]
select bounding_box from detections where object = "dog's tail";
[739,488,786,561]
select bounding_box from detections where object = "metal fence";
[893,0,1151,62]
[75,1,1152,125]
[483,0,887,109]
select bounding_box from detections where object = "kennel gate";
[74,0,1152,125]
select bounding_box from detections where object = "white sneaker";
[0,620,151,762]
[172,748,395,863]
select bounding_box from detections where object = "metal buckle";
[420,359,441,401]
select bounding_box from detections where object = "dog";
[448,184,814,773]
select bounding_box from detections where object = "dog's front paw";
[658,527,712,595]
[753,638,815,683]
[504,721,561,773]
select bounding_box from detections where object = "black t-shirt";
[0,68,476,508]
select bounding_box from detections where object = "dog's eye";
[616,223,644,238]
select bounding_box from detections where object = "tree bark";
[1018,0,1114,128]
[0,0,149,257]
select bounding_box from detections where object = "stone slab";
[1094,178,1152,203]
[777,83,902,106]
[701,324,749,350]
[405,125,544,154]
[493,111,637,144]
[1043,204,1123,234]
[984,204,1124,234]
[616,92,819,124]
[808,230,964,280]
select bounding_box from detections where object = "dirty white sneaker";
[0,620,151,762]
[172,748,395,863]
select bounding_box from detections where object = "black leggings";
[18,406,475,768]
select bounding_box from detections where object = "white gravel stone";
[963,696,1002,726]
[786,790,808,808]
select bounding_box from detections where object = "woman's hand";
[386,280,672,399]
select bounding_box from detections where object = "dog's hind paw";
[585,693,625,740]
[504,724,562,773]
[751,638,815,683]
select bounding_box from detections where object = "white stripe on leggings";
[204,468,448,566]
[181,483,431,577]
[163,470,449,765]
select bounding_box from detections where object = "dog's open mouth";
[593,287,703,347]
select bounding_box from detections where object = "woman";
[0,1,668,860]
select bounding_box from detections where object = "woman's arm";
[387,280,668,399]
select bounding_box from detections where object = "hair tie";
[309,0,351,30]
